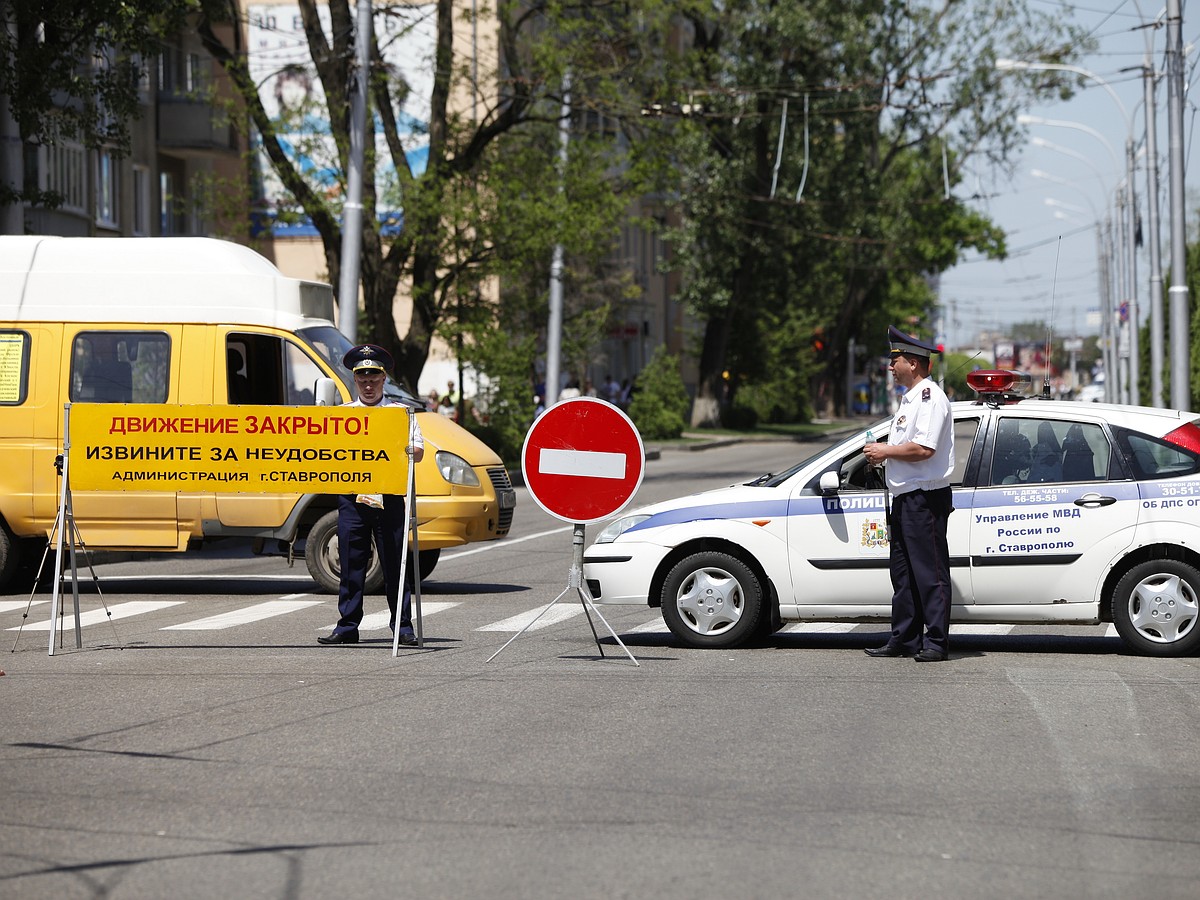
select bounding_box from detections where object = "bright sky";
[939,0,1198,351]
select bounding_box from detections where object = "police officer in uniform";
[318,344,425,646]
[862,327,955,662]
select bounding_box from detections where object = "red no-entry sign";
[522,398,645,524]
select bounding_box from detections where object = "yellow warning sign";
[68,404,412,494]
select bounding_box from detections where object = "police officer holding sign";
[862,327,954,662]
[318,344,425,646]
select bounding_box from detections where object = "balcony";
[156,96,235,157]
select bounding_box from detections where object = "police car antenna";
[1042,237,1061,400]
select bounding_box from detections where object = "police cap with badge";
[343,343,393,374]
[888,325,940,360]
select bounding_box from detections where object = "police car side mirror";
[818,471,840,494]
[314,377,339,406]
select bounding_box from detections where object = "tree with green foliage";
[628,346,691,440]
[663,0,1089,423]
[196,0,677,391]
[0,0,196,229]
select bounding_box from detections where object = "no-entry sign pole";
[488,398,644,665]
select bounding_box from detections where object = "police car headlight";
[596,514,650,543]
[435,451,480,487]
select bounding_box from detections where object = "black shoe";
[864,644,914,658]
[397,632,418,646]
[317,631,359,645]
[914,648,948,662]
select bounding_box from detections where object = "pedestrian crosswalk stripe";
[10,600,185,631]
[952,624,1016,635]
[782,622,862,634]
[164,599,324,631]
[320,601,461,633]
[626,617,668,634]
[0,600,48,614]
[476,603,584,632]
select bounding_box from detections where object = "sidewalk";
[657,419,864,454]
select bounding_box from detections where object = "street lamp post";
[999,60,1140,405]
[1165,0,1191,410]
[1018,114,1123,402]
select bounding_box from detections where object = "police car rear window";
[1114,426,1200,480]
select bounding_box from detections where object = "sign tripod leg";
[12,414,123,655]
[393,406,424,657]
[487,524,638,666]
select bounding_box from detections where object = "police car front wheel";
[660,551,764,648]
[1112,559,1200,657]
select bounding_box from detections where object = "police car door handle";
[1073,492,1116,508]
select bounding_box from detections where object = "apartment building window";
[95,150,118,228]
[44,142,87,214]
[160,172,175,234]
[186,53,207,95]
[158,48,175,94]
[132,166,150,235]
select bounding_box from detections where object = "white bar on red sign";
[538,448,626,479]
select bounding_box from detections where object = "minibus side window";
[226,333,284,404]
[71,331,169,403]
[227,333,325,406]
[0,331,31,405]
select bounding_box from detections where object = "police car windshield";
[749,446,831,487]
[297,326,421,403]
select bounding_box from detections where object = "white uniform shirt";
[886,376,953,496]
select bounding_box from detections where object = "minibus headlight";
[435,450,481,487]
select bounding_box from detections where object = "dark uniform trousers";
[887,487,953,653]
[333,493,413,636]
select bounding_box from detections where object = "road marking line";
[952,624,1017,635]
[476,604,584,632]
[782,622,862,634]
[439,526,572,562]
[0,600,48,614]
[164,599,324,631]
[1104,623,1119,638]
[626,618,668,634]
[11,600,185,631]
[539,448,626,479]
[89,574,308,582]
[319,601,461,633]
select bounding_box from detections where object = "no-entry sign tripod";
[487,398,644,666]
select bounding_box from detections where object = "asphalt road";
[3,439,1200,899]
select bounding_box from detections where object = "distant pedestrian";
[603,374,621,404]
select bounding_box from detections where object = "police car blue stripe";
[627,499,792,533]
[625,480,1146,538]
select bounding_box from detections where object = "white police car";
[583,371,1200,657]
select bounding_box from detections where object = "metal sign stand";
[10,405,122,655]
[392,406,424,657]
[487,523,638,666]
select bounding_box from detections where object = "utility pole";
[0,15,22,234]
[1165,0,1190,410]
[1142,62,1164,407]
[544,72,571,408]
[337,0,372,341]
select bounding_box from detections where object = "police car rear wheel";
[660,551,763,648]
[1112,559,1200,657]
